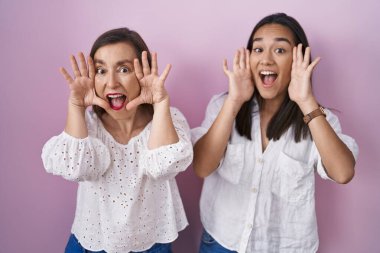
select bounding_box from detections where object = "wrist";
[303,106,326,124]
[225,95,246,108]
[68,101,86,110]
[224,96,245,117]
[296,97,319,115]
[153,96,170,111]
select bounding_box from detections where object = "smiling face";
[250,24,295,106]
[94,42,140,118]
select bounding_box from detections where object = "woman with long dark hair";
[192,13,358,252]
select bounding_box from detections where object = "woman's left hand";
[126,51,171,110]
[288,44,320,107]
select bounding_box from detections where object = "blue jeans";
[65,234,173,253]
[199,229,237,253]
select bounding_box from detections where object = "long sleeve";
[42,131,111,182]
[139,108,193,180]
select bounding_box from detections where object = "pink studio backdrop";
[1,0,379,252]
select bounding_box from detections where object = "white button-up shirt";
[192,93,359,253]
[42,108,193,253]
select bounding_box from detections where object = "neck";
[260,96,285,118]
[101,106,151,143]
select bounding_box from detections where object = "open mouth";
[106,93,127,110]
[260,70,278,87]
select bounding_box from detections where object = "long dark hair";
[236,13,311,142]
[90,27,153,118]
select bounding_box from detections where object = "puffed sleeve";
[191,92,227,145]
[310,109,359,180]
[139,108,193,180]
[41,111,111,182]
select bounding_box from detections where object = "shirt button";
[247,224,253,229]
[251,188,258,193]
[256,158,263,164]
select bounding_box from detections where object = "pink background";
[1,0,379,252]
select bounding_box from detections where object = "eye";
[96,67,105,75]
[119,67,130,73]
[253,47,263,53]
[275,48,286,54]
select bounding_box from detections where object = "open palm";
[126,51,171,110]
[223,48,254,105]
[288,44,320,104]
[60,52,108,109]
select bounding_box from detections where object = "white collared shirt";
[42,108,193,253]
[192,93,359,253]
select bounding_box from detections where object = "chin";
[256,87,274,97]
[106,108,128,119]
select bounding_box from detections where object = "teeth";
[107,94,124,98]
[260,71,276,75]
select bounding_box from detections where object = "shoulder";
[168,107,191,134]
[169,107,188,123]
[209,92,228,106]
[203,92,228,114]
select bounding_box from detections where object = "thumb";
[93,97,110,110]
[126,96,144,111]
[222,59,230,76]
[307,57,321,73]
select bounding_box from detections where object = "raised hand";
[60,52,108,109]
[288,44,321,106]
[126,51,171,110]
[223,48,254,106]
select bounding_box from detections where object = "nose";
[107,72,120,88]
[260,50,274,66]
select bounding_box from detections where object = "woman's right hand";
[60,52,108,109]
[223,48,254,106]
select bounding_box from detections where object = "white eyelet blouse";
[42,107,193,253]
[191,93,359,253]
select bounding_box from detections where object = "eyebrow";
[94,59,134,65]
[252,37,292,45]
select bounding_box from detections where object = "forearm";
[64,102,88,138]
[300,99,355,184]
[193,97,242,178]
[308,116,355,183]
[148,98,179,149]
